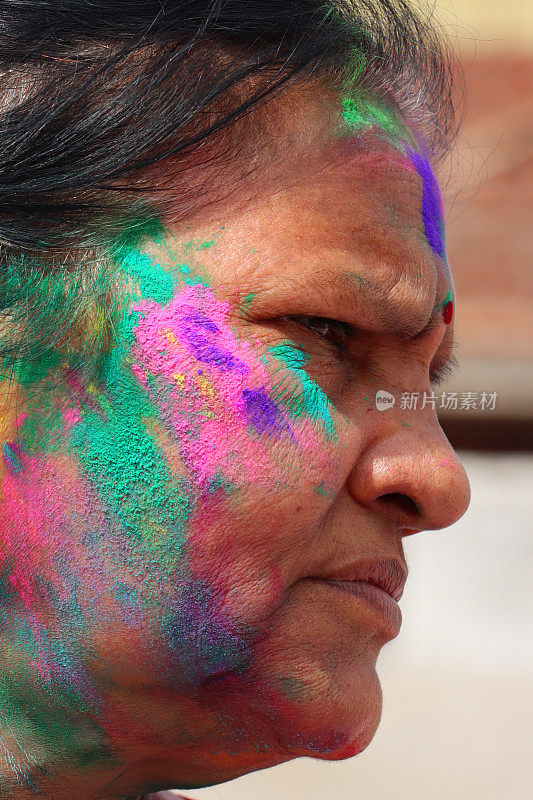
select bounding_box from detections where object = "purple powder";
[183,307,220,334]
[242,387,281,434]
[180,313,247,374]
[408,149,446,259]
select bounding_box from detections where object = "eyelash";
[429,353,460,386]
[290,315,353,354]
[287,315,457,388]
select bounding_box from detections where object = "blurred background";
[165,2,533,798]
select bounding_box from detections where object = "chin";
[235,643,384,769]
[251,590,390,760]
[281,666,383,761]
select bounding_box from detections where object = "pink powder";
[130,363,148,387]
[0,453,114,685]
[131,283,332,490]
[63,406,82,437]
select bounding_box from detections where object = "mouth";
[320,557,408,602]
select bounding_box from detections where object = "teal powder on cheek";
[241,292,255,307]
[0,668,113,789]
[182,229,223,252]
[314,481,334,499]
[442,289,453,308]
[68,329,192,562]
[275,674,309,701]
[117,250,176,305]
[2,443,22,476]
[66,240,199,562]
[264,343,336,440]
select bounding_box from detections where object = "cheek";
[128,281,344,616]
[130,282,339,492]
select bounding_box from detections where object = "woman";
[0,2,470,799]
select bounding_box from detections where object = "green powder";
[275,674,308,701]
[264,343,336,440]
[341,94,407,142]
[117,249,175,306]
[68,313,192,566]
[0,667,113,777]
[183,232,221,251]
[314,481,333,499]
[441,289,453,308]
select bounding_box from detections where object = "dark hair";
[0,0,459,378]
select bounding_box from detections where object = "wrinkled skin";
[0,86,470,799]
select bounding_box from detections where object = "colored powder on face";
[17,350,62,388]
[241,387,282,434]
[183,232,221,251]
[178,306,248,373]
[442,299,453,325]
[117,249,175,306]
[162,577,252,684]
[341,94,407,144]
[112,582,143,626]
[63,407,81,427]
[241,292,255,306]
[2,443,22,476]
[17,397,71,455]
[264,343,336,440]
[130,362,148,386]
[275,674,309,701]
[69,364,191,559]
[0,671,112,773]
[129,272,340,505]
[62,274,194,561]
[407,148,446,259]
[314,481,333,499]
[134,284,250,379]
[184,307,220,334]
[441,291,454,325]
[0,567,112,777]
[132,283,275,488]
[57,238,215,555]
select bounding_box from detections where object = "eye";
[288,315,353,354]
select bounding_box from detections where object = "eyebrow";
[324,270,460,384]
[335,270,449,341]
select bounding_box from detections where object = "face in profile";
[0,85,470,796]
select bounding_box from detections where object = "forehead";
[167,85,453,332]
[224,135,450,328]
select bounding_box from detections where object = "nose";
[347,419,471,534]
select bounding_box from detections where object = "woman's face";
[0,87,470,795]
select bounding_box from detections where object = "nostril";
[377,492,421,518]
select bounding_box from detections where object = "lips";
[320,557,408,602]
